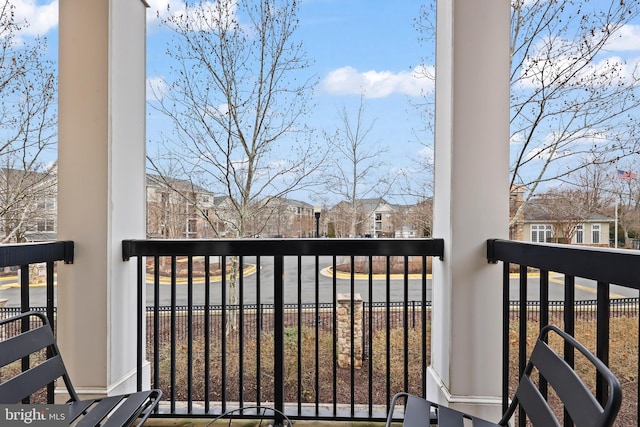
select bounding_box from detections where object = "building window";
[592,224,600,244]
[531,225,552,243]
[576,225,584,244]
[37,198,56,210]
[37,219,55,232]
[375,213,382,221]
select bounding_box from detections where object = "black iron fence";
[4,298,636,341]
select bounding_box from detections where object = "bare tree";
[323,95,392,237]
[0,0,56,243]
[149,0,321,332]
[565,161,615,217]
[416,1,640,227]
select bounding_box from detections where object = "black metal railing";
[0,241,73,404]
[122,238,444,421]
[2,238,639,424]
[0,241,73,327]
[487,239,640,426]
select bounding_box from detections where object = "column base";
[55,361,151,403]
[426,366,504,423]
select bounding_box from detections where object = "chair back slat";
[403,393,435,427]
[513,375,561,427]
[531,340,603,426]
[0,355,66,403]
[0,311,162,427]
[0,325,56,366]
[500,325,622,427]
[437,406,465,426]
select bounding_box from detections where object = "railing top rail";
[122,238,444,260]
[487,238,640,290]
[0,241,74,267]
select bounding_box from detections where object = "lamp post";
[314,206,321,238]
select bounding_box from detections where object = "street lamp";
[314,206,321,238]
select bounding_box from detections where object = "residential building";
[326,198,396,238]
[146,174,216,239]
[510,188,612,247]
[249,196,315,238]
[0,166,57,243]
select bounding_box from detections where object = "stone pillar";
[56,0,149,399]
[429,0,510,422]
[336,293,363,369]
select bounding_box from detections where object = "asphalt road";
[0,256,637,308]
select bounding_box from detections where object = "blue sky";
[12,0,640,203]
[144,0,434,202]
[13,0,434,204]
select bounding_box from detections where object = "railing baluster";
[204,255,211,414]
[596,281,610,405]
[368,254,374,417]
[239,255,245,408]
[256,255,262,407]
[403,255,409,393]
[273,255,284,426]
[332,255,338,418]
[314,255,320,415]
[187,256,194,412]
[501,262,510,414]
[153,257,160,396]
[221,256,227,413]
[170,256,177,413]
[296,256,302,414]
[136,256,143,392]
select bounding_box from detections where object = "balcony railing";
[0,241,73,324]
[122,238,444,421]
[2,238,639,424]
[487,239,640,426]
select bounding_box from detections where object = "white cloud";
[12,0,58,36]
[147,76,168,101]
[417,145,433,163]
[605,24,640,52]
[320,65,435,99]
[510,132,525,145]
[515,34,640,90]
[146,0,187,25]
[146,0,238,32]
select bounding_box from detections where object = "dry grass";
[153,323,427,405]
[152,315,637,425]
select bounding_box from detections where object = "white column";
[57,0,149,399]
[428,0,510,421]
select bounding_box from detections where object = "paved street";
[0,256,637,308]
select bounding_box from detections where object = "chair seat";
[68,390,162,427]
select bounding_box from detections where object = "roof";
[522,201,613,223]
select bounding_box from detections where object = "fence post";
[337,293,363,369]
